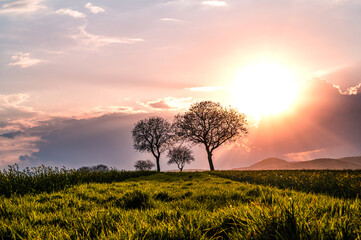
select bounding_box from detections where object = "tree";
[134,160,155,171]
[78,164,109,172]
[132,117,173,172]
[174,101,248,171]
[167,146,195,171]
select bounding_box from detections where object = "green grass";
[210,170,361,199]
[0,164,156,197]
[1,172,360,239]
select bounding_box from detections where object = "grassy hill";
[247,158,289,170]
[1,171,361,239]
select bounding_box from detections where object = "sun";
[231,61,299,117]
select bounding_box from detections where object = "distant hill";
[339,156,361,166]
[234,156,361,170]
[247,158,289,170]
[166,169,208,172]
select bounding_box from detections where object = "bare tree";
[167,146,195,171]
[134,160,155,171]
[132,117,173,172]
[174,101,248,171]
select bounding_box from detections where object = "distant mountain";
[283,158,361,170]
[247,158,289,170]
[339,156,361,166]
[234,156,361,170]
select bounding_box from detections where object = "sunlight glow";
[231,61,299,117]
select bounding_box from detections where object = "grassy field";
[1,171,360,239]
[0,164,156,197]
[210,170,361,199]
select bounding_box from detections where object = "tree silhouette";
[167,146,195,171]
[174,101,248,171]
[78,164,109,172]
[132,117,173,172]
[134,160,155,171]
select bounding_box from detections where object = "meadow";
[0,168,360,239]
[210,170,361,199]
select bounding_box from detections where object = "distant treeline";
[211,170,361,199]
[0,164,156,197]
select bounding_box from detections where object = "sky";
[1,0,361,170]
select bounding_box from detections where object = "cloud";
[8,52,43,68]
[55,8,85,18]
[0,93,28,106]
[318,63,361,92]
[0,134,41,166]
[69,25,144,49]
[163,0,195,7]
[202,0,228,7]
[0,131,23,139]
[216,79,361,168]
[140,97,193,110]
[3,113,155,169]
[187,86,223,92]
[284,149,325,162]
[165,0,228,8]
[146,100,171,109]
[0,0,46,15]
[333,82,361,95]
[85,2,105,14]
[75,105,145,119]
[249,80,361,160]
[160,17,185,23]
[0,93,47,131]
[346,82,361,95]
[19,154,33,161]
[0,93,36,122]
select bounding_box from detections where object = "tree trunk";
[156,156,160,172]
[207,150,215,171]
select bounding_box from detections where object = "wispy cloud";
[160,17,185,23]
[0,0,46,15]
[8,52,43,68]
[70,25,144,49]
[0,93,29,106]
[284,149,325,161]
[336,82,361,95]
[0,93,39,126]
[187,86,223,92]
[163,0,194,7]
[55,8,85,18]
[75,105,145,119]
[140,97,193,110]
[85,2,105,14]
[202,0,228,7]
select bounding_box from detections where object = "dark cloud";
[16,113,175,169]
[0,131,22,139]
[19,154,34,161]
